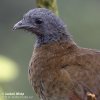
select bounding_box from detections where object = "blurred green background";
[0,0,100,100]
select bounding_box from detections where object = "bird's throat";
[35,33,70,47]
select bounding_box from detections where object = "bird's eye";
[35,18,43,24]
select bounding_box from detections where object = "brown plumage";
[13,8,100,100]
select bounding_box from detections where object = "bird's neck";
[35,32,71,47]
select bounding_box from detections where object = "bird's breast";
[28,42,76,100]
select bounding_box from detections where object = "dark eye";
[35,18,43,24]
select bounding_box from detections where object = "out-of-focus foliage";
[36,0,58,15]
[0,55,19,82]
[0,0,100,100]
[0,87,5,100]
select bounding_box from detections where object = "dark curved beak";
[13,20,33,31]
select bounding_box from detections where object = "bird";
[13,8,100,100]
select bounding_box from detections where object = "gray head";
[13,8,70,46]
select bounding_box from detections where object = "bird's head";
[13,8,70,46]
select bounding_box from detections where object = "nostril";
[19,22,22,25]
[18,21,23,26]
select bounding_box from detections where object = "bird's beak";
[13,20,23,30]
[13,20,33,30]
